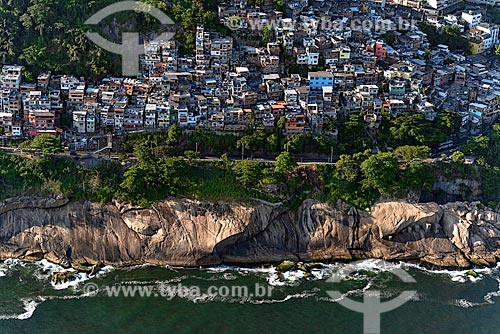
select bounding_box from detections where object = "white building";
[73,110,87,133]
[477,23,499,50]
[284,89,298,104]
[462,11,482,29]
[1,66,22,90]
[306,47,319,66]
[427,0,460,14]
[144,104,157,128]
[60,75,83,91]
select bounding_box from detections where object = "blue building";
[308,71,334,90]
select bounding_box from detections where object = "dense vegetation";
[321,150,433,208]
[22,134,64,154]
[0,0,220,79]
[457,125,500,206]
[0,153,91,200]
[419,22,470,53]
[376,109,461,149]
[4,130,500,210]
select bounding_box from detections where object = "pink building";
[28,109,56,136]
[375,41,387,60]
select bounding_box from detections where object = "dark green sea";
[1,259,500,334]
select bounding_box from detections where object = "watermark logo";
[326,261,416,334]
[227,16,243,31]
[82,282,274,300]
[226,17,417,34]
[85,1,175,76]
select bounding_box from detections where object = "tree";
[380,33,396,47]
[232,160,262,186]
[277,116,287,131]
[360,152,400,194]
[253,126,267,147]
[119,157,188,205]
[496,44,500,59]
[267,133,280,152]
[335,152,368,182]
[338,114,371,154]
[424,49,432,62]
[458,125,500,167]
[284,134,305,153]
[389,113,446,147]
[450,150,465,164]
[30,134,63,154]
[219,153,233,171]
[419,22,470,53]
[459,135,489,156]
[401,160,433,191]
[323,151,378,209]
[237,135,256,152]
[323,117,337,132]
[274,152,297,177]
[394,145,431,162]
[436,109,461,136]
[167,125,182,146]
[184,150,200,161]
[237,127,268,152]
[262,26,270,43]
[274,0,285,11]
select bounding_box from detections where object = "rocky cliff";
[1,197,500,268]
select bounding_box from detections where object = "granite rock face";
[1,197,500,268]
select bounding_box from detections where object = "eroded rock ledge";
[1,197,499,269]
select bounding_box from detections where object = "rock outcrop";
[1,197,500,268]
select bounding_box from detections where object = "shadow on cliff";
[200,200,360,265]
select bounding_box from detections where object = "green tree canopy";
[30,134,63,154]
[274,151,297,177]
[450,150,465,164]
[360,152,400,194]
[167,125,182,146]
[394,145,431,162]
[232,160,263,186]
[380,33,396,46]
[284,134,305,153]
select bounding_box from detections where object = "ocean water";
[1,259,500,334]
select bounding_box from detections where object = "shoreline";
[0,256,492,275]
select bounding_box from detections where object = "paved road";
[0,147,336,165]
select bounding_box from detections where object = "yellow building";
[469,38,484,54]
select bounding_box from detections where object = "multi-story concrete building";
[427,0,461,15]
[1,66,22,90]
[308,71,334,90]
[462,11,482,29]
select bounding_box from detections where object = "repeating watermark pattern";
[83,282,274,300]
[326,261,417,334]
[227,16,418,33]
[85,1,175,76]
[81,261,415,333]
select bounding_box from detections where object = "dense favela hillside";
[2,0,500,270]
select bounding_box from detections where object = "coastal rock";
[1,197,500,268]
[52,271,76,284]
[276,260,295,272]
